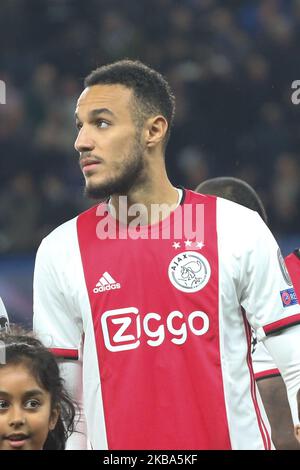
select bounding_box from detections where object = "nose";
[74,126,95,153]
[8,407,26,428]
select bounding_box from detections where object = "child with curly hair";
[0,328,76,450]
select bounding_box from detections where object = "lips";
[80,159,100,170]
[2,433,30,449]
[5,433,29,441]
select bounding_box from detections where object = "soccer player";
[196,176,300,449]
[33,60,300,450]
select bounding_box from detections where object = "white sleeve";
[263,325,300,425]
[239,212,300,340]
[33,236,87,448]
[237,214,300,425]
[59,360,89,450]
[33,237,83,355]
[0,297,9,332]
[236,212,300,387]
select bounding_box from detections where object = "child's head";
[0,328,76,450]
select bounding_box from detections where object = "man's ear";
[144,115,168,148]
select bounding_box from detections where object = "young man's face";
[75,84,146,199]
[0,364,58,450]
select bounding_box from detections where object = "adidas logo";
[93,272,121,294]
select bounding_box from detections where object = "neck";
[109,164,180,225]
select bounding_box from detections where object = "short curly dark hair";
[0,327,76,450]
[84,59,175,147]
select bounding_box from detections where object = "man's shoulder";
[184,189,216,204]
[42,214,78,246]
[42,204,101,246]
[216,195,260,219]
[187,188,261,222]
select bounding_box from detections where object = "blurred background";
[0,0,300,326]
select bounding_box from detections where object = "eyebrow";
[0,389,44,399]
[22,390,44,399]
[75,108,115,121]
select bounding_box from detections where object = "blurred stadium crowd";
[1,0,300,256]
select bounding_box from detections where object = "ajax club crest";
[168,251,211,293]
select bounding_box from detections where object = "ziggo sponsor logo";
[101,307,209,352]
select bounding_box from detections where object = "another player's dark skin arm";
[257,375,300,450]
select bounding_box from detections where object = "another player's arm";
[295,389,300,443]
[257,374,300,449]
[262,327,300,430]
[253,326,300,449]
[33,237,88,449]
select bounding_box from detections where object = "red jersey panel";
[285,251,300,302]
[77,191,231,449]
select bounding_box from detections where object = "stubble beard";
[84,135,146,200]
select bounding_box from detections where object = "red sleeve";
[49,348,79,360]
[254,368,280,381]
[285,251,300,301]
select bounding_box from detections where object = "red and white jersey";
[253,249,300,381]
[33,190,300,450]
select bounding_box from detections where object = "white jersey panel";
[33,217,108,449]
[82,318,108,449]
[217,198,271,449]
[33,218,83,351]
